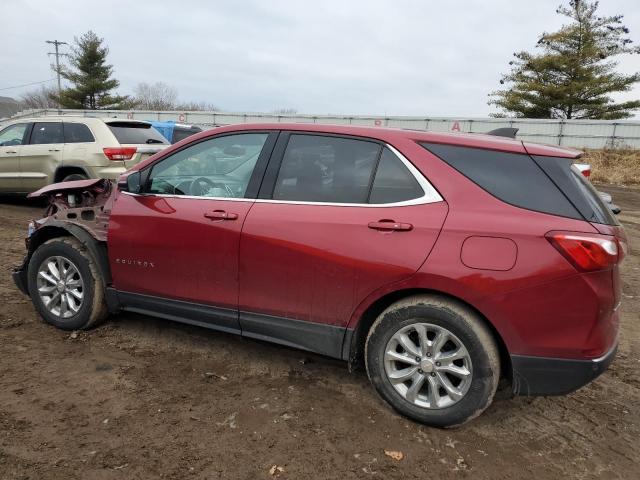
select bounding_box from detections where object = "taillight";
[103,147,137,161]
[546,232,619,272]
[574,163,591,177]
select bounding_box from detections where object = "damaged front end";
[12,179,116,295]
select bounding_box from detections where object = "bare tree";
[175,100,218,111]
[272,108,298,115]
[132,82,178,110]
[20,85,59,109]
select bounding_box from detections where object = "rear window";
[532,156,618,225]
[106,122,168,145]
[421,143,582,220]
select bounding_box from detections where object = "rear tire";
[27,237,107,330]
[61,173,88,182]
[365,295,500,428]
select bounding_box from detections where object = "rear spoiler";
[486,127,519,139]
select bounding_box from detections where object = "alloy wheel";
[384,323,473,409]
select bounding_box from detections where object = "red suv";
[12,124,626,427]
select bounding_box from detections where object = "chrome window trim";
[125,143,443,208]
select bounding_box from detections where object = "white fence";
[6,108,640,149]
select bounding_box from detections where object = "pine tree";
[53,31,128,109]
[489,1,640,119]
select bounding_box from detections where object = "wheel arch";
[53,165,91,183]
[344,288,512,383]
[19,222,111,295]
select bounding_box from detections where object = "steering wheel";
[189,177,231,196]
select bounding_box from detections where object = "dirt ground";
[1,185,638,480]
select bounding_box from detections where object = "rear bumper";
[92,165,127,180]
[511,342,618,396]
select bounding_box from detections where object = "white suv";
[0,116,169,193]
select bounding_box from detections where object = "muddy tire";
[365,294,500,428]
[27,237,108,330]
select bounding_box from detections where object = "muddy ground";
[0,185,638,480]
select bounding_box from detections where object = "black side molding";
[511,343,618,396]
[486,127,519,139]
[240,311,347,359]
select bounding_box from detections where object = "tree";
[175,100,218,111]
[132,82,178,110]
[19,85,58,109]
[272,108,298,115]
[53,31,128,109]
[489,0,640,119]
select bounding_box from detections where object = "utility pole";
[46,40,68,112]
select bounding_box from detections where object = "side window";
[421,143,581,219]
[272,134,380,203]
[63,123,95,143]
[369,148,424,204]
[147,133,268,198]
[30,122,64,145]
[0,123,28,146]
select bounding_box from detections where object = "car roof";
[208,122,581,158]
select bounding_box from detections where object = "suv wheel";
[27,237,107,330]
[61,173,88,182]
[365,295,500,428]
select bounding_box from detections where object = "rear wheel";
[27,237,107,330]
[61,173,88,182]
[365,295,500,427]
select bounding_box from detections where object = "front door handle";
[204,210,238,221]
[368,220,413,231]
[5,150,17,154]
[48,148,61,152]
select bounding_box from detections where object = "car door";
[108,131,277,333]
[0,123,30,193]
[238,133,448,358]
[19,121,64,191]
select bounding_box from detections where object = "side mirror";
[118,171,142,194]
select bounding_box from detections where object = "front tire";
[365,295,500,428]
[27,237,107,330]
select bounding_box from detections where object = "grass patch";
[581,149,640,185]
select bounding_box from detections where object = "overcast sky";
[2,0,639,117]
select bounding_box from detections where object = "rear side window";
[369,147,424,204]
[30,122,64,144]
[63,123,95,143]
[272,134,380,204]
[421,143,581,219]
[532,156,618,225]
[106,122,168,145]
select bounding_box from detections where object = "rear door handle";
[48,148,61,152]
[204,210,238,221]
[5,150,17,154]
[368,220,413,231]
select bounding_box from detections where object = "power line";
[0,78,56,91]
[46,39,68,110]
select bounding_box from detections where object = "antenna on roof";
[486,127,519,138]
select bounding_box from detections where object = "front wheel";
[365,295,500,428]
[27,237,107,330]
